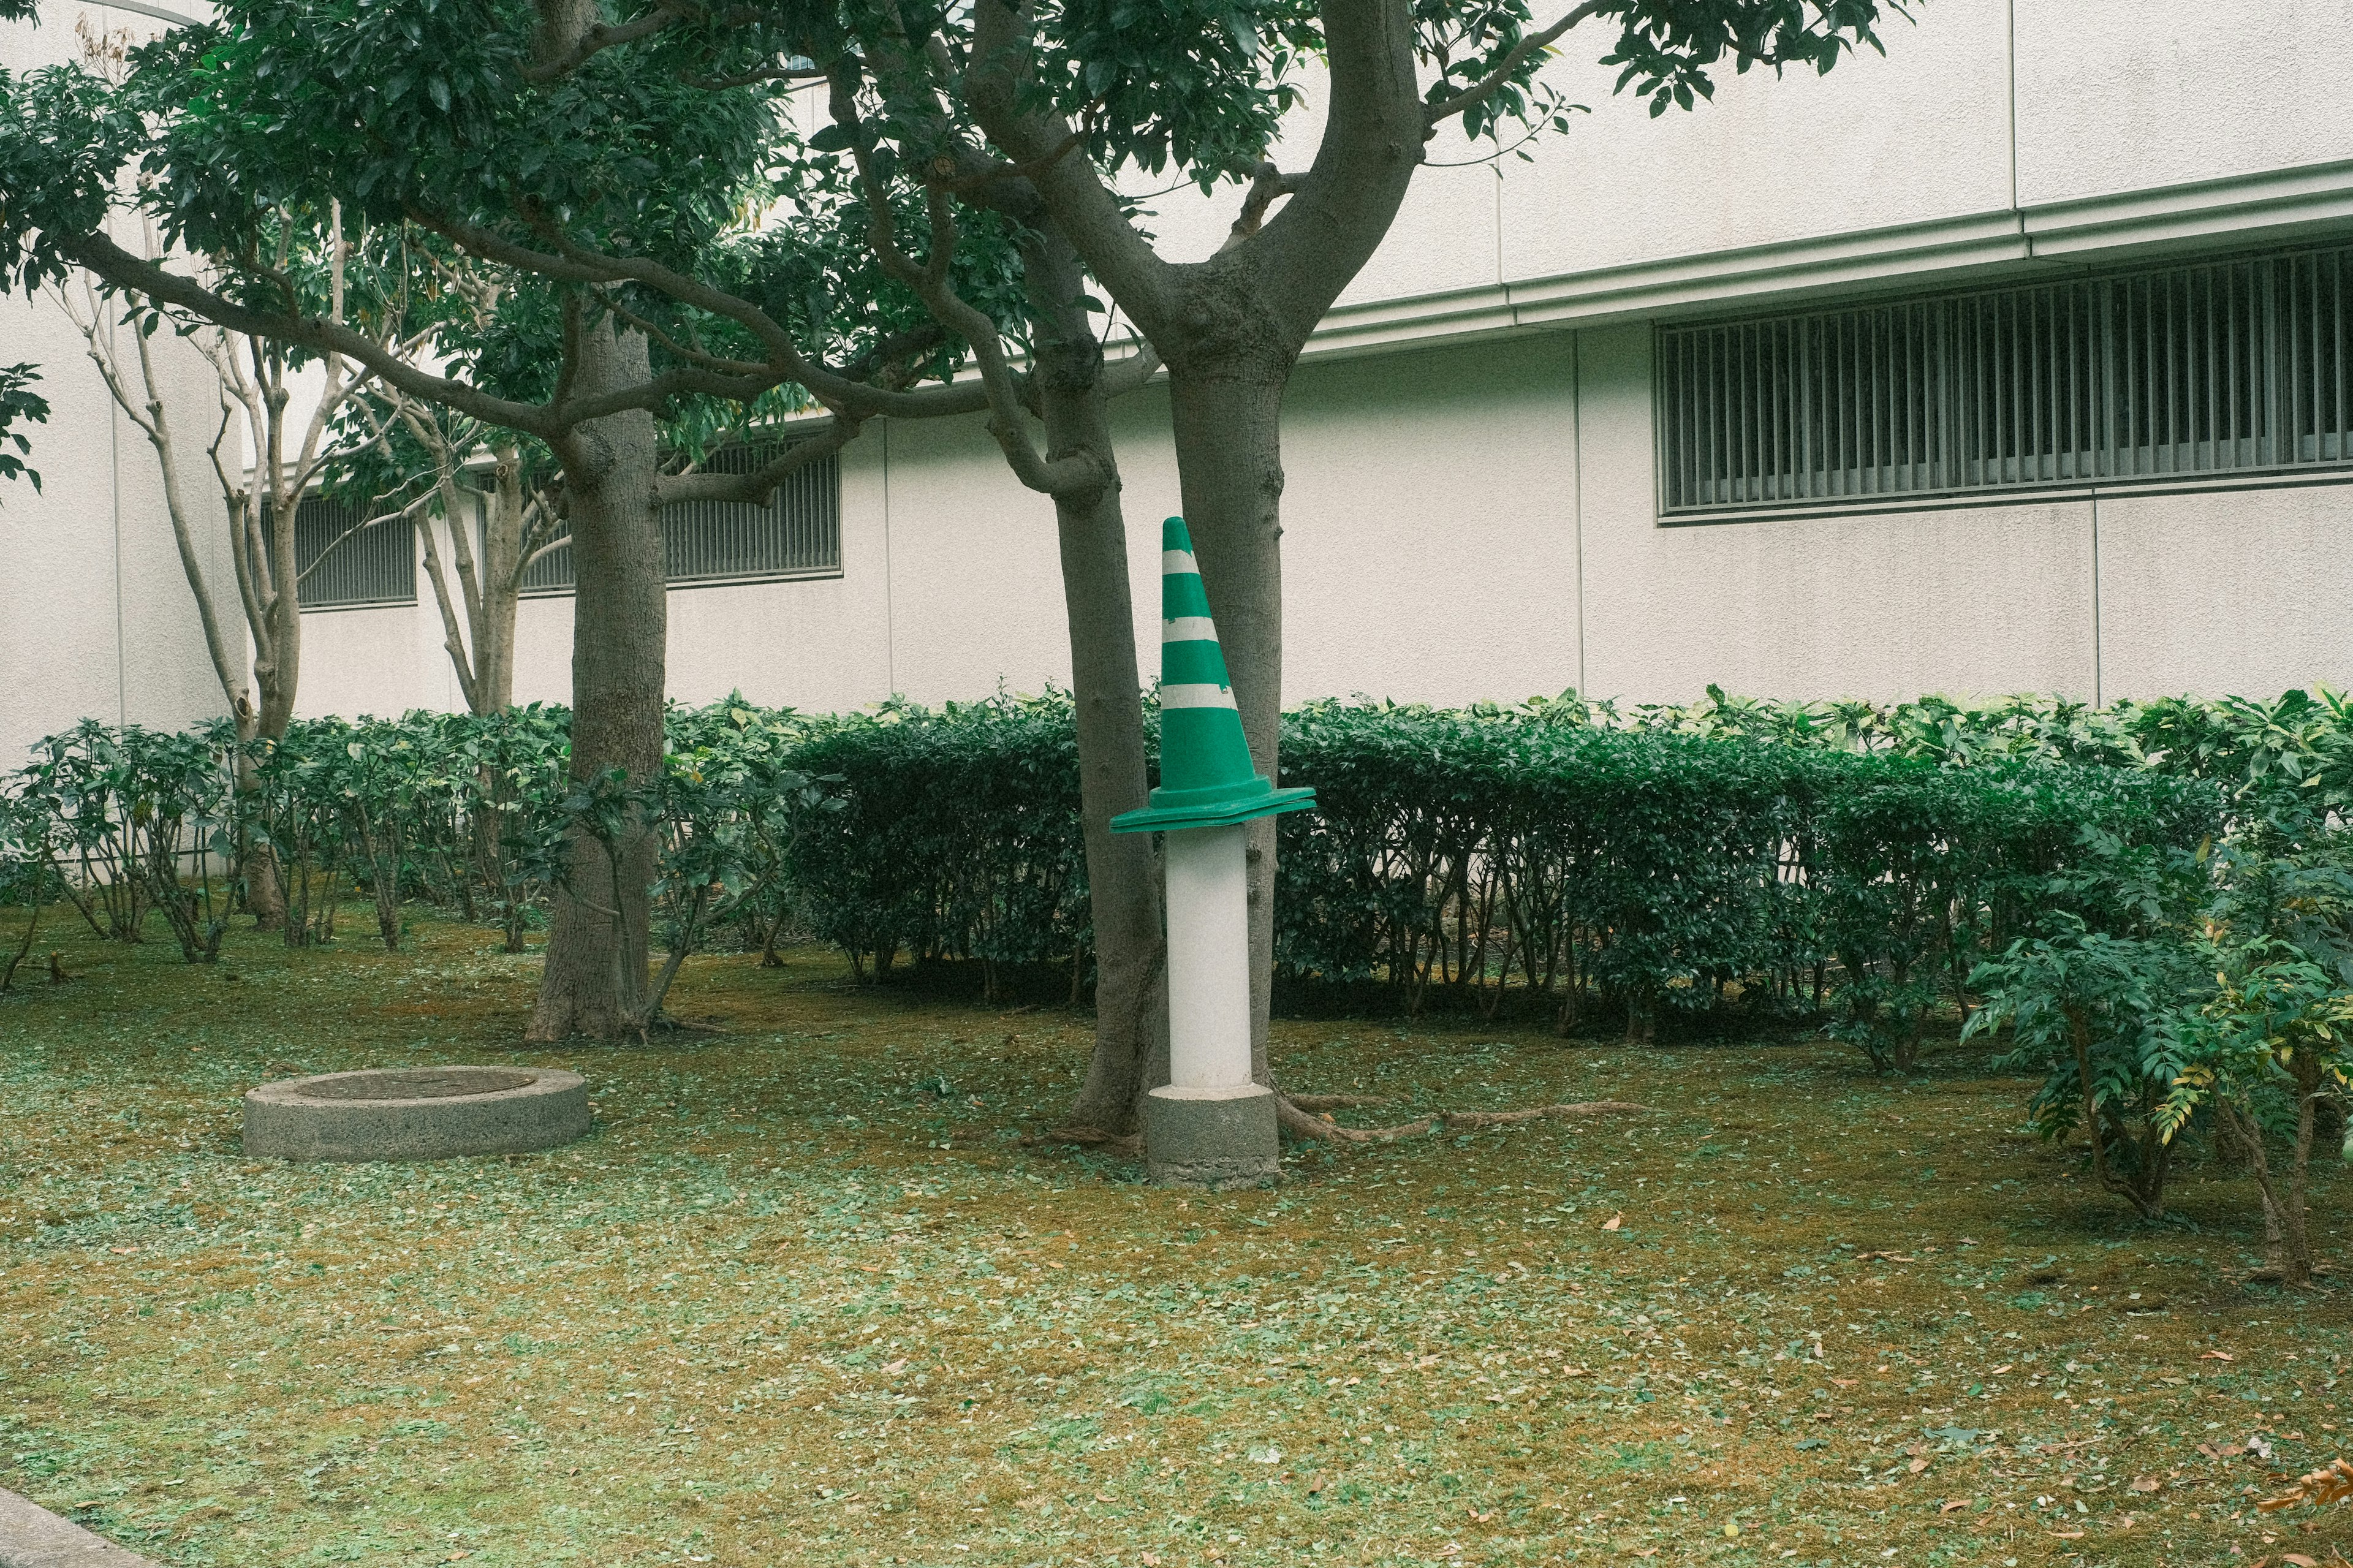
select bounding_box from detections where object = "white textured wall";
[1279,335,1582,702]
[1574,324,2101,704]
[2014,0,2353,206]
[267,317,2353,721]
[2,4,236,768]
[2097,485,2353,700]
[1506,0,2016,281]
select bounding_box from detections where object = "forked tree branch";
[834,72,1105,501]
[963,0,1178,341]
[1420,2,1604,129]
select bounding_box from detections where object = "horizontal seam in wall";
[1655,465,2353,529]
[507,568,846,603]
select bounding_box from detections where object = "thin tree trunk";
[1168,366,1287,1082]
[528,319,665,1042]
[1045,407,1167,1132]
[1006,230,1167,1134]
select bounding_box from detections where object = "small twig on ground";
[1274,1089,1654,1146]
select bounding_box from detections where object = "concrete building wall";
[2013,0,2353,205]
[1571,324,2106,706]
[377,315,2352,723]
[1,3,237,768]
[10,0,2353,749]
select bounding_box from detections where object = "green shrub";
[0,687,2268,1042]
[1273,701,2220,1047]
[785,694,1091,996]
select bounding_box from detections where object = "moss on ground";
[1,912,2349,1567]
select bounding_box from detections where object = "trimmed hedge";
[771,695,2222,1043]
[785,695,1087,991]
[1274,702,2218,1050]
[0,691,2243,1043]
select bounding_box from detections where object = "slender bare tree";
[55,217,413,924]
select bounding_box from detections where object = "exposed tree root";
[1283,1093,1396,1114]
[1275,1089,1654,1146]
[1023,1125,1143,1155]
[1442,1101,1653,1127]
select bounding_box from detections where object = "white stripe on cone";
[1161,616,1218,643]
[1161,683,1238,710]
[1162,549,1199,575]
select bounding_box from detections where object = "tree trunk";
[230,711,287,930]
[1037,346,1169,1134]
[476,456,526,715]
[528,320,666,1041]
[1167,366,1287,1081]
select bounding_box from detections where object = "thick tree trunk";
[1167,366,1288,1081]
[528,320,666,1041]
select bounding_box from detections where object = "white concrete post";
[1162,824,1253,1091]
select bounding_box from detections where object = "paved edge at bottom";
[0,1490,157,1568]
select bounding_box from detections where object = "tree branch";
[963,0,1178,343]
[835,70,1104,500]
[1420,2,1603,130]
[1219,162,1304,252]
[654,418,860,506]
[64,230,561,439]
[524,0,686,83]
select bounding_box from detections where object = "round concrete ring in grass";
[243,1066,589,1162]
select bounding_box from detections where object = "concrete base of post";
[1143,1083,1280,1189]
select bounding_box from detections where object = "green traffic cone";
[1112,518,1316,835]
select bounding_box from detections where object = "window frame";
[286,494,419,612]
[515,441,844,599]
[1654,240,2353,521]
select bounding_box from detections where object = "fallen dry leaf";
[2281,1555,2320,1567]
[1601,1214,1623,1232]
[1939,1499,1970,1514]
[2129,1477,2161,1493]
[1831,1378,1857,1388]
[1990,1364,2014,1375]
[2048,1529,2086,1540]
[881,1358,909,1374]
[2200,1350,2235,1362]
[1908,1458,1930,1474]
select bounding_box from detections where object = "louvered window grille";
[518,441,841,596]
[286,494,417,609]
[1658,243,2353,515]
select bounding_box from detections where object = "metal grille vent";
[289,494,417,610]
[1658,242,2353,515]
[519,441,841,597]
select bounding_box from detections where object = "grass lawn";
[2,911,2349,1568]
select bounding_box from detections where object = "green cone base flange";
[1111,783,1315,835]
